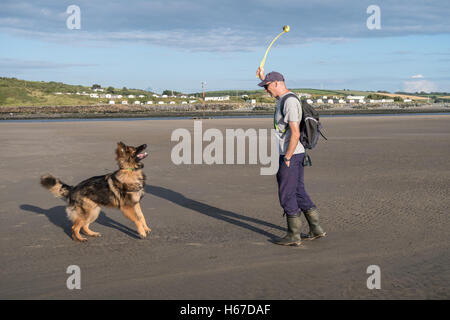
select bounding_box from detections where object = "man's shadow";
[145,185,284,240]
[20,204,141,239]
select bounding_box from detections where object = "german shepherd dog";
[40,142,150,242]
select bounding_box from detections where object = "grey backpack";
[279,93,327,165]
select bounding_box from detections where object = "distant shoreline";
[1,103,449,120]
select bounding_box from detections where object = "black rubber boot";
[273,213,302,246]
[301,207,326,241]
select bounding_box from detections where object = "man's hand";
[256,66,265,80]
[284,159,290,167]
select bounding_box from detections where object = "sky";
[0,0,449,93]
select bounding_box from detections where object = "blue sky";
[1,0,449,93]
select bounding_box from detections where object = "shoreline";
[1,107,449,121]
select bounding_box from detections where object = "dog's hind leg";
[82,206,101,237]
[72,217,88,242]
[67,205,88,242]
[82,225,101,237]
[134,203,151,235]
[120,206,147,239]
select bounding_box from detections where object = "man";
[257,67,326,246]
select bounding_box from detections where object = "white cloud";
[411,74,424,79]
[1,0,450,52]
[403,80,438,93]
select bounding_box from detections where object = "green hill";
[2,77,442,107]
[0,78,158,107]
[0,77,99,107]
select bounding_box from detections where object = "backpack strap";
[319,129,328,140]
[274,92,301,133]
[279,92,300,118]
[303,151,312,167]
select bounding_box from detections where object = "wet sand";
[0,115,449,299]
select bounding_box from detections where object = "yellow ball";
[283,25,290,32]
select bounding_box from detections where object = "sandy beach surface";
[0,115,449,299]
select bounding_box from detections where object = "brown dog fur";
[41,142,150,242]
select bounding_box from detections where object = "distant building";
[347,95,365,101]
[134,101,141,105]
[108,100,115,105]
[121,100,128,105]
[146,101,153,105]
[128,95,135,98]
[205,96,230,101]
[158,101,164,104]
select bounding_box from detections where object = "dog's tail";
[40,174,73,200]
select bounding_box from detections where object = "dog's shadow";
[20,204,141,239]
[145,185,283,240]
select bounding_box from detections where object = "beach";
[0,115,449,299]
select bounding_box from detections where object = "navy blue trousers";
[276,153,315,216]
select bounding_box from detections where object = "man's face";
[264,81,277,97]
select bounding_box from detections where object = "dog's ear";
[116,142,126,156]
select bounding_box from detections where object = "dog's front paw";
[139,232,147,239]
[73,235,88,242]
